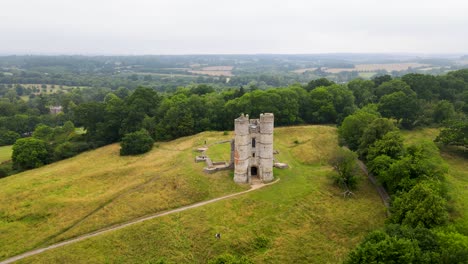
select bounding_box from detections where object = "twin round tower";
[233,113,274,183]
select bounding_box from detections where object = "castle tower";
[259,113,274,182]
[233,113,274,183]
[233,114,250,183]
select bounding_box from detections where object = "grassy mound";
[9,126,386,263]
[0,131,244,259]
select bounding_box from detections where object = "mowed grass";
[0,145,12,163]
[18,126,386,263]
[402,128,468,234]
[0,132,245,260]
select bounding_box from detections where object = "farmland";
[323,63,429,73]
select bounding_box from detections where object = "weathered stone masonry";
[233,113,274,183]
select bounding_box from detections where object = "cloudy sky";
[1,0,467,55]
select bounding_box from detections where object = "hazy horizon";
[1,0,468,55]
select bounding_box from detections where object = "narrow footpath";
[357,160,390,208]
[0,180,279,264]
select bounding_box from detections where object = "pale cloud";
[0,0,467,54]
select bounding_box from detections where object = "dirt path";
[0,180,279,264]
[357,160,390,208]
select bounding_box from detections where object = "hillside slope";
[0,131,245,259]
[7,126,387,263]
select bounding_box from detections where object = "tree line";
[0,70,467,177]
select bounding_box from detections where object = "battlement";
[260,113,274,122]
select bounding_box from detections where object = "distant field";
[292,67,318,74]
[16,84,86,102]
[11,126,386,263]
[188,70,233,76]
[401,128,468,234]
[358,72,377,79]
[324,63,430,73]
[188,65,234,76]
[0,145,12,163]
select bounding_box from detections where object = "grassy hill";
[402,128,468,234]
[1,126,387,263]
[0,145,12,163]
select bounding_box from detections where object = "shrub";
[252,235,271,250]
[12,138,49,170]
[390,181,449,228]
[120,129,154,156]
[0,130,20,146]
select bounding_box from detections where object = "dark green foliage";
[379,141,447,193]
[358,118,397,159]
[191,84,214,95]
[120,129,154,156]
[378,91,420,128]
[402,73,441,101]
[329,147,359,191]
[0,129,20,146]
[390,181,449,228]
[372,74,392,87]
[0,163,13,178]
[433,100,455,124]
[435,229,468,263]
[12,138,49,170]
[375,79,413,99]
[338,109,379,151]
[368,154,394,178]
[435,119,468,148]
[347,225,468,264]
[367,131,404,161]
[347,79,376,107]
[208,253,253,264]
[345,230,421,264]
[53,141,90,160]
[305,77,335,91]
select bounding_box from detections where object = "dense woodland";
[1,59,467,262]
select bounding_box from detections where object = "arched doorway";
[251,166,258,176]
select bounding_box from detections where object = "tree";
[402,73,441,101]
[372,74,392,87]
[12,138,49,170]
[0,129,20,146]
[378,91,420,128]
[326,84,356,123]
[435,119,468,149]
[120,129,154,156]
[329,147,359,196]
[380,141,447,194]
[338,108,379,151]
[367,131,404,161]
[345,230,421,264]
[347,79,376,107]
[305,77,335,91]
[358,118,397,159]
[390,181,449,228]
[433,100,455,124]
[375,79,413,99]
[435,230,468,263]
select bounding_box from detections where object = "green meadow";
[4,126,386,263]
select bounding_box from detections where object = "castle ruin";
[233,113,274,183]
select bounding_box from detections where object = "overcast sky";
[1,0,467,55]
